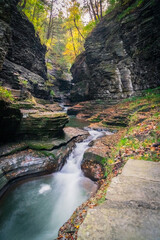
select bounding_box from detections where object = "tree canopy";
[18,0,124,72]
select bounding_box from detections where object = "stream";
[0,127,108,240]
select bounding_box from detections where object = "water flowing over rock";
[0,127,88,196]
[70,0,160,102]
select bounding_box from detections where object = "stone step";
[77,160,160,240]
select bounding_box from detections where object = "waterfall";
[0,128,111,240]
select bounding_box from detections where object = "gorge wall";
[0,0,69,142]
[0,0,70,193]
[0,0,50,99]
[70,0,160,102]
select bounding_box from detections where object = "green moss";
[40,151,56,159]
[0,144,28,157]
[0,86,14,102]
[97,196,106,204]
[91,115,101,123]
[28,141,54,150]
[118,136,141,149]
[118,0,145,20]
[84,152,108,167]
[105,164,113,177]
[95,99,104,104]
[50,90,55,97]
[46,62,53,71]
[13,102,34,110]
[19,79,28,86]
[45,80,54,87]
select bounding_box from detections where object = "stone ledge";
[77,159,160,240]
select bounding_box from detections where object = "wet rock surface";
[81,152,105,181]
[0,127,89,196]
[0,99,68,142]
[70,0,160,102]
[77,160,160,240]
[18,111,69,140]
[0,100,22,142]
[67,100,119,119]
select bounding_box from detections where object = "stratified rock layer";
[70,0,160,101]
[0,99,69,142]
[0,0,50,99]
[18,111,69,140]
[0,100,22,142]
[0,127,88,196]
[77,159,160,240]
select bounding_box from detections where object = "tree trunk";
[70,28,77,57]
[100,0,103,18]
[89,0,97,21]
[47,0,54,40]
[87,2,93,20]
[95,0,100,20]
[21,0,27,9]
[32,0,37,21]
[74,17,85,39]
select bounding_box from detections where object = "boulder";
[81,152,105,181]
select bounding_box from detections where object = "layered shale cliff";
[0,0,71,194]
[0,0,69,143]
[0,0,50,99]
[70,0,160,102]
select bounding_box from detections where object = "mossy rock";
[82,152,107,167]
[27,141,54,150]
[13,102,34,110]
[81,152,106,181]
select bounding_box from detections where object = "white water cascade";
[0,128,111,240]
[49,128,108,238]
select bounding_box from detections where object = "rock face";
[78,159,160,240]
[70,0,160,101]
[6,4,47,80]
[1,60,49,99]
[0,0,50,99]
[0,0,11,70]
[0,97,69,143]
[0,127,88,196]
[0,1,70,143]
[18,112,69,140]
[0,100,22,142]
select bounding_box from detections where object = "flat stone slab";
[106,160,160,203]
[121,159,160,181]
[77,160,160,240]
